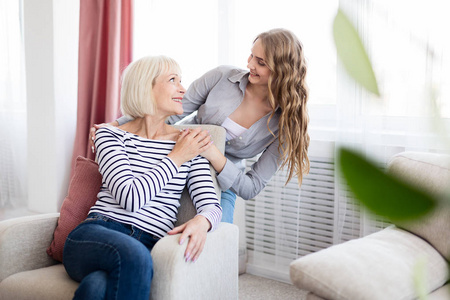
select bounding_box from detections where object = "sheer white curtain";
[132,0,450,283]
[245,0,450,282]
[0,0,27,208]
[334,0,450,243]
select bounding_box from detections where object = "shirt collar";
[228,69,249,94]
[227,68,282,115]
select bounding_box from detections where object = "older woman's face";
[247,38,271,87]
[152,69,185,117]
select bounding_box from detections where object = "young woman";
[91,28,310,223]
[64,56,222,300]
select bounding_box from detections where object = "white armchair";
[0,124,239,300]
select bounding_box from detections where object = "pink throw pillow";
[46,156,102,262]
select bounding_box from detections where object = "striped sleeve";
[187,156,222,232]
[95,127,179,212]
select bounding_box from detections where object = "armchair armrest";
[0,213,60,281]
[150,222,239,300]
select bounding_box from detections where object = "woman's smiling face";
[247,38,271,86]
[152,69,186,117]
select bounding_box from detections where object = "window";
[366,0,450,118]
[0,0,27,208]
[133,0,338,106]
[133,0,450,282]
[133,0,219,87]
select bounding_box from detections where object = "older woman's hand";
[167,215,211,262]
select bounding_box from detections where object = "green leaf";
[338,147,436,221]
[333,9,380,96]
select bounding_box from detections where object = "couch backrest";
[173,124,226,226]
[387,152,450,260]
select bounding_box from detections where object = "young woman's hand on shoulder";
[89,121,119,152]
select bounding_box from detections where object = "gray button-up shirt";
[118,65,282,200]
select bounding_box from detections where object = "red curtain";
[71,0,132,175]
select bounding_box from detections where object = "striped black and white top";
[89,126,222,238]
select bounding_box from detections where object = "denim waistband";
[82,212,161,246]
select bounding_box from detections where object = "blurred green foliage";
[333,9,380,96]
[338,147,436,222]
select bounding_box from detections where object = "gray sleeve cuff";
[216,159,240,191]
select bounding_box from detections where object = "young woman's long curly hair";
[255,28,310,185]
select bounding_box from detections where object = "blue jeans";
[63,213,159,300]
[220,189,237,223]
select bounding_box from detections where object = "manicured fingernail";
[91,146,95,153]
[185,253,191,262]
[179,239,184,245]
[91,136,94,140]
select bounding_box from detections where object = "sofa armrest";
[150,222,239,300]
[0,213,60,281]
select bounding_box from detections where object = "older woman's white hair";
[120,55,182,118]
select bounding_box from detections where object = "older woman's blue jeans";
[63,213,159,300]
[220,189,237,223]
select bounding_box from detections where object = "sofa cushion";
[0,264,77,300]
[46,156,102,262]
[387,152,450,260]
[428,283,450,300]
[290,226,449,300]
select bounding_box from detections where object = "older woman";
[63,56,222,300]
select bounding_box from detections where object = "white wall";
[24,0,79,213]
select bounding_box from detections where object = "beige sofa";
[290,151,450,300]
[0,124,239,300]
